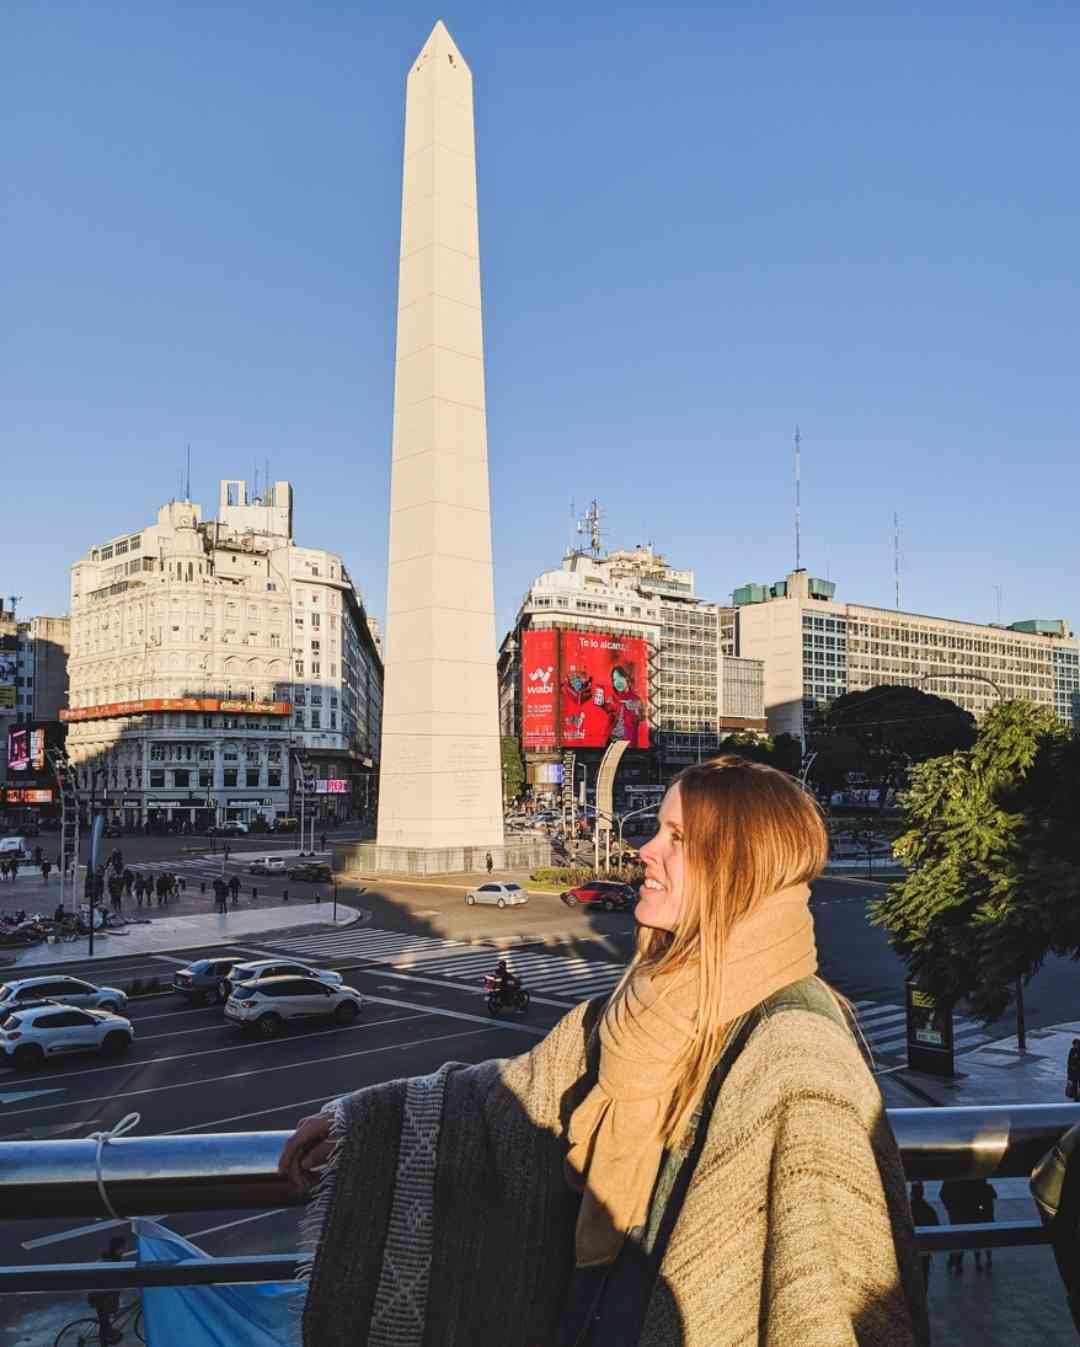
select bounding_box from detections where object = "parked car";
[172,957,242,1004]
[208,822,249,836]
[464,881,528,909]
[0,975,128,1014]
[0,837,30,859]
[220,959,343,1000]
[225,976,364,1038]
[0,1003,134,1071]
[287,862,332,882]
[560,880,637,912]
[248,856,287,876]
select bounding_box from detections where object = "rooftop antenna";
[185,444,191,501]
[794,426,802,571]
[577,498,602,558]
[8,595,22,621]
[994,584,1003,625]
[894,511,902,610]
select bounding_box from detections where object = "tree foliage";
[870,701,1080,1025]
[500,735,525,804]
[812,684,976,805]
[713,731,802,776]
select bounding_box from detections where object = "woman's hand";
[279,1112,336,1191]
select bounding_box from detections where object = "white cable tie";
[87,1112,141,1221]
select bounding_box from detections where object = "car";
[248,856,287,876]
[0,1003,134,1071]
[464,881,528,909]
[287,862,332,882]
[172,957,241,1004]
[273,817,299,833]
[220,959,343,1000]
[0,976,128,1015]
[0,837,30,859]
[560,881,638,912]
[208,821,249,836]
[224,975,364,1038]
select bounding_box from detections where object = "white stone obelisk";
[372,20,506,869]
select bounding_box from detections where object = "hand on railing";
[278,1113,335,1192]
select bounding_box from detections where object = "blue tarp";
[134,1218,304,1347]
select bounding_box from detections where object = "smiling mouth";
[641,878,664,892]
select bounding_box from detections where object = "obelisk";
[372,20,506,870]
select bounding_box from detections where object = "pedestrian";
[54,902,65,925]
[33,846,42,867]
[251,884,259,903]
[229,874,240,905]
[970,1177,996,1270]
[200,879,206,895]
[320,832,327,851]
[179,876,186,893]
[1067,1038,1080,1100]
[122,869,134,899]
[280,757,928,1347]
[10,857,18,881]
[134,878,143,909]
[940,1178,983,1273]
[283,888,289,904]
[485,851,493,876]
[40,861,50,884]
[909,1182,939,1290]
[155,874,166,907]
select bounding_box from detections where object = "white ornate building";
[64,480,382,828]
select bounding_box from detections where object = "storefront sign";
[61,697,292,723]
[5,788,54,804]
[314,779,350,794]
[122,798,141,807]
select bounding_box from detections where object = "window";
[173,769,190,787]
[311,640,321,655]
[268,769,281,787]
[203,715,215,729]
[294,711,305,728]
[270,633,280,648]
[312,613,320,629]
[311,663,321,677]
[330,712,337,729]
[199,770,211,788]
[223,769,238,788]
[150,770,165,788]
[311,711,321,729]
[295,661,304,677]
[246,770,260,787]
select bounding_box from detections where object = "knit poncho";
[300,993,928,1347]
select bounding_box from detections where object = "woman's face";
[612,668,628,693]
[635,785,685,932]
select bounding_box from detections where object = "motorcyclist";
[490,959,521,1001]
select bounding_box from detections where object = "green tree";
[818,685,976,809]
[500,735,525,806]
[870,701,1080,1051]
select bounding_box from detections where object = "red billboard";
[521,629,649,750]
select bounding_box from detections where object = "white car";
[0,976,128,1015]
[464,881,529,909]
[0,1003,134,1071]
[225,975,364,1038]
[220,959,343,999]
[248,856,287,876]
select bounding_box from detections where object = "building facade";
[736,569,1080,741]
[64,480,382,830]
[0,611,71,824]
[499,545,765,797]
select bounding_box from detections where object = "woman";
[280,757,927,1346]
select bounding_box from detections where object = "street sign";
[905,981,955,1076]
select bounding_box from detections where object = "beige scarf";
[564,881,816,1267]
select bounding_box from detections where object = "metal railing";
[1,1104,1077,1291]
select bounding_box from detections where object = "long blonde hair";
[616,755,830,1142]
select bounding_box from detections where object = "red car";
[560,880,637,912]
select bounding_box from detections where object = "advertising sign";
[905,981,955,1076]
[521,629,649,750]
[314,779,350,794]
[5,788,53,805]
[7,726,46,775]
[61,698,292,722]
[0,650,15,711]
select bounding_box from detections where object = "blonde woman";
[281,757,927,1346]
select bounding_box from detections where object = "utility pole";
[794,427,801,571]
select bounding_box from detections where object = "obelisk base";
[344,839,552,878]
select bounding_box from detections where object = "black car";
[287,862,332,882]
[173,957,241,1004]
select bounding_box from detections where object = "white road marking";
[0,1088,67,1105]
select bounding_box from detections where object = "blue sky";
[6,2,1078,637]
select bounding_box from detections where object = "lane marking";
[0,1006,418,1091]
[0,1014,431,1119]
[0,1088,67,1105]
[363,993,547,1037]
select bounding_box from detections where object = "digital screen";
[522,629,649,750]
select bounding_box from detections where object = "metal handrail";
[0,1103,1078,1222]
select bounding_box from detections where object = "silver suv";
[225,976,364,1038]
[0,1003,134,1071]
[0,976,128,1015]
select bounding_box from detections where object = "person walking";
[229,874,241,906]
[178,875,186,894]
[971,1177,997,1270]
[320,832,327,851]
[41,859,52,884]
[251,884,259,904]
[280,756,928,1347]
[485,851,494,876]
[939,1179,982,1273]
[122,869,134,900]
[909,1182,940,1291]
[1067,1039,1080,1100]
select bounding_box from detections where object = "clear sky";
[6,2,1078,638]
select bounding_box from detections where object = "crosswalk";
[257,925,993,1060]
[257,925,627,1003]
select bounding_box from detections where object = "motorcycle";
[481,973,530,1018]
